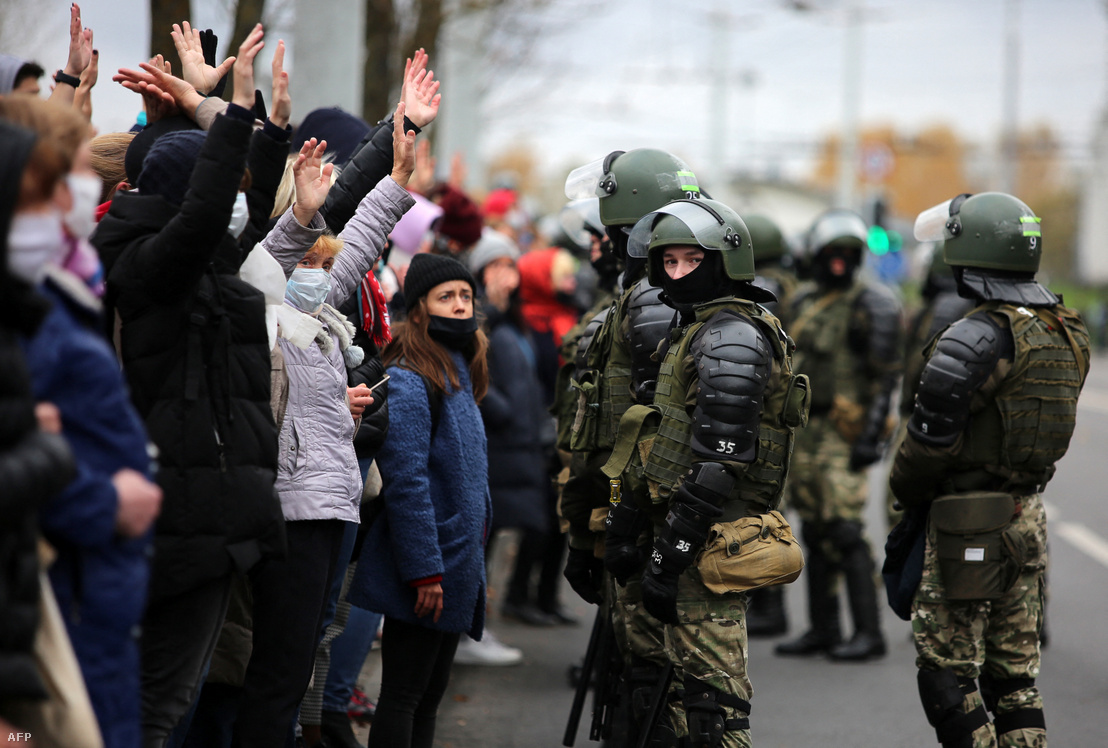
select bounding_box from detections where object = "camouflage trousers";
[611,573,686,742]
[663,567,753,748]
[912,493,1048,748]
[788,415,869,524]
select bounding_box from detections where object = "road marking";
[1079,388,1108,415]
[1046,502,1108,570]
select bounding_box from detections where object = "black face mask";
[428,314,479,350]
[660,251,732,306]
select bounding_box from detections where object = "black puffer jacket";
[0,120,76,700]
[94,111,288,604]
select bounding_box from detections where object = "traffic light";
[867,225,889,255]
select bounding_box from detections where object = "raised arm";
[48,3,93,108]
[172,21,235,96]
[327,104,416,306]
[261,139,331,275]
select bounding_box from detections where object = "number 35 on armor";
[717,440,737,454]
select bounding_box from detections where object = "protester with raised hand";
[1,92,162,748]
[92,23,291,748]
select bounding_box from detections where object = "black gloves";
[849,438,883,472]
[603,499,647,585]
[640,552,682,625]
[564,546,604,605]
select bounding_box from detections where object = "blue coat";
[348,352,491,639]
[21,269,153,748]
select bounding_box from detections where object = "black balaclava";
[591,235,622,291]
[659,250,735,308]
[609,225,647,290]
[812,244,861,289]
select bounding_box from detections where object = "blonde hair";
[88,131,135,203]
[311,232,344,258]
[270,152,339,219]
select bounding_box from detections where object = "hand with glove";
[564,545,604,605]
[641,546,683,624]
[603,497,648,585]
[849,437,883,472]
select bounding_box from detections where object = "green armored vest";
[605,298,808,512]
[790,283,867,412]
[569,285,635,453]
[553,292,614,452]
[944,301,1090,489]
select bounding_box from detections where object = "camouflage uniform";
[891,300,1089,748]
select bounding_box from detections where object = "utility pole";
[835,0,863,211]
[999,0,1021,193]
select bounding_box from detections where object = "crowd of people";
[0,5,1092,748]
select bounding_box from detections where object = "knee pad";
[682,676,750,748]
[978,672,1036,715]
[994,707,1045,736]
[917,668,989,748]
[627,656,665,721]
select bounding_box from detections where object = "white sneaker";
[453,630,523,666]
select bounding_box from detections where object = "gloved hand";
[640,554,681,625]
[849,438,882,472]
[604,535,646,586]
[603,500,648,585]
[564,546,604,605]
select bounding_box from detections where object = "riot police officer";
[559,149,702,745]
[605,198,807,747]
[775,209,903,662]
[891,192,1089,748]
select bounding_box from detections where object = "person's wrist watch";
[55,70,81,88]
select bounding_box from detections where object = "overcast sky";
[8,0,1107,188]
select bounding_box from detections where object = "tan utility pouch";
[697,511,805,595]
[930,492,1027,601]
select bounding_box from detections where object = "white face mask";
[64,174,102,240]
[228,192,249,239]
[8,211,65,284]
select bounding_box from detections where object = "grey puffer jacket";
[262,176,414,521]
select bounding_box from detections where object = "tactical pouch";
[930,492,1026,600]
[780,373,811,429]
[569,375,602,452]
[697,511,805,594]
[829,394,866,443]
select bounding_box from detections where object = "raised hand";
[232,23,265,111]
[390,101,417,187]
[292,138,334,226]
[114,56,203,123]
[172,21,235,95]
[73,48,99,119]
[401,48,441,128]
[270,39,291,129]
[63,3,94,77]
[407,138,436,195]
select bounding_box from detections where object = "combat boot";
[828,542,886,661]
[775,555,841,656]
[746,586,788,638]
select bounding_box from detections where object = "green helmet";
[915,192,1041,273]
[805,209,868,260]
[627,198,753,287]
[744,214,787,264]
[564,148,701,227]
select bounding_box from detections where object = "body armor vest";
[607,299,805,512]
[941,301,1089,490]
[553,297,611,452]
[790,283,867,412]
[570,284,637,452]
[626,281,674,399]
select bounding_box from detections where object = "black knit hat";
[136,129,207,207]
[404,253,476,312]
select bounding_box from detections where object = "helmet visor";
[560,198,603,245]
[626,200,726,259]
[564,158,607,200]
[914,199,959,242]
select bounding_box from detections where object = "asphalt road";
[424,355,1108,747]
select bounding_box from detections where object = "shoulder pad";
[627,280,674,362]
[924,291,975,341]
[689,312,773,462]
[907,314,1010,446]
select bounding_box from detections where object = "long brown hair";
[383,297,489,403]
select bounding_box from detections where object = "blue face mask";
[285,267,332,313]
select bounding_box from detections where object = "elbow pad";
[908,315,1009,446]
[690,312,773,462]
